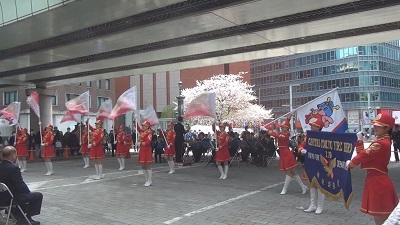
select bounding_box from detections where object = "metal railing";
[0,0,74,27]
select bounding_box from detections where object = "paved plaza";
[1,154,400,225]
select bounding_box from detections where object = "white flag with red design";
[0,102,21,127]
[109,87,137,120]
[65,91,90,115]
[60,111,81,123]
[140,105,159,126]
[184,92,216,120]
[26,91,40,118]
[96,99,112,120]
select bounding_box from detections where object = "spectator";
[154,136,165,163]
[0,146,42,225]
[8,131,16,146]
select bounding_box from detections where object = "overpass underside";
[0,0,400,88]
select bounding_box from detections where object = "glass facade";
[251,41,400,130]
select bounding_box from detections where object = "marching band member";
[124,130,133,159]
[346,114,398,225]
[268,115,307,195]
[89,120,105,180]
[80,125,90,168]
[116,125,126,170]
[16,127,28,172]
[136,120,153,186]
[163,122,176,174]
[42,124,55,175]
[213,123,230,179]
[298,117,326,214]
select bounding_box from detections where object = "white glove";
[356,131,364,141]
[301,149,307,155]
[41,143,44,146]
[167,145,170,149]
[345,160,351,170]
[38,121,42,125]
[88,144,92,148]
[114,141,117,145]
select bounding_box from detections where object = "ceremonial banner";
[184,92,216,120]
[65,91,90,115]
[109,87,137,120]
[304,130,357,208]
[26,91,40,118]
[96,99,112,120]
[0,102,21,126]
[296,89,348,133]
[140,105,159,126]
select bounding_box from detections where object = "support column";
[26,89,55,131]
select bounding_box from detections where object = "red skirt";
[42,145,55,158]
[80,144,90,154]
[138,145,153,164]
[278,147,298,171]
[116,143,125,155]
[164,145,175,156]
[215,147,230,162]
[90,144,105,159]
[360,171,399,217]
[16,144,28,157]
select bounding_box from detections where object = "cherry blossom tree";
[180,73,272,126]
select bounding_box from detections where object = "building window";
[96,80,101,89]
[86,81,91,87]
[105,79,110,90]
[97,97,108,108]
[4,91,17,105]
[65,93,80,102]
[52,96,57,106]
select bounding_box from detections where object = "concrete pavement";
[1,154,400,225]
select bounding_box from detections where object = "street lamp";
[282,84,300,135]
[176,81,185,119]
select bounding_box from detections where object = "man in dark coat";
[174,116,186,163]
[0,146,42,225]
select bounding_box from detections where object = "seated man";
[0,146,42,225]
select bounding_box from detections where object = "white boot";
[121,158,125,170]
[21,160,27,172]
[304,187,317,212]
[168,161,175,174]
[117,158,123,170]
[143,169,149,186]
[84,157,90,168]
[16,159,21,169]
[294,175,308,194]
[315,189,325,214]
[146,169,152,186]
[44,162,52,176]
[222,165,229,179]
[48,162,54,175]
[98,164,104,179]
[217,165,224,179]
[86,157,90,168]
[280,175,291,195]
[94,164,100,180]
[83,158,88,168]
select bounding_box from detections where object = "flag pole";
[265,87,340,126]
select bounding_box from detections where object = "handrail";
[0,0,74,27]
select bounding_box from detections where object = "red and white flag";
[0,102,21,126]
[109,87,137,120]
[26,91,40,118]
[65,91,90,115]
[60,111,81,123]
[184,92,216,120]
[140,105,159,126]
[96,99,112,120]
